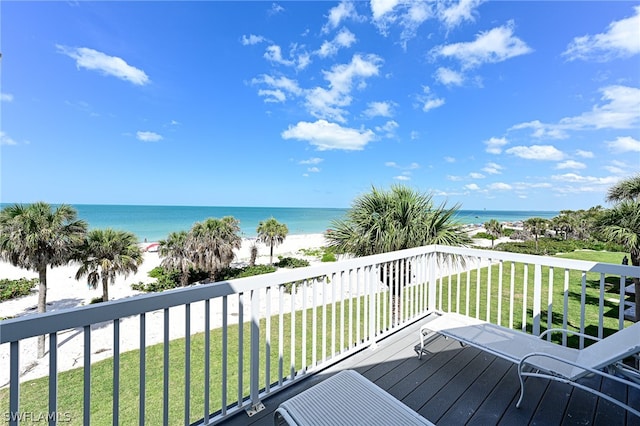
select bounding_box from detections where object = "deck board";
[220,319,639,426]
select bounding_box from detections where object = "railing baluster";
[290,283,296,379]
[547,267,554,340]
[522,264,529,333]
[475,258,481,319]
[322,275,327,362]
[598,273,605,338]
[49,332,57,425]
[139,313,145,426]
[563,269,569,346]
[618,276,626,330]
[222,296,228,415]
[204,300,210,423]
[509,262,515,329]
[331,273,337,357]
[84,325,91,425]
[248,288,263,414]
[465,262,471,316]
[184,303,190,426]
[9,341,19,426]
[163,309,169,425]
[302,281,308,372]
[113,319,120,426]
[497,261,503,326]
[340,270,345,351]
[278,287,284,386]
[238,293,244,407]
[486,258,492,322]
[533,263,542,336]
[580,272,587,348]
[312,277,317,367]
[265,287,271,393]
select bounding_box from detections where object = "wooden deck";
[223,319,640,425]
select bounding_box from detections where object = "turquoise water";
[0,204,558,242]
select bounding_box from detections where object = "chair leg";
[515,371,526,408]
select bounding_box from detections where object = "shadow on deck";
[223,320,640,425]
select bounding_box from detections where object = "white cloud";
[506,145,564,161]
[556,160,586,170]
[606,136,640,153]
[258,89,286,103]
[509,120,569,139]
[484,137,508,154]
[307,167,321,173]
[305,54,382,122]
[394,175,411,181]
[432,21,532,69]
[364,101,395,117]
[299,157,323,165]
[437,0,484,29]
[469,172,485,179]
[324,1,360,33]
[447,175,463,181]
[482,162,503,174]
[435,67,464,86]
[264,45,295,66]
[386,161,419,170]
[575,149,594,158]
[282,120,375,151]
[252,74,303,103]
[376,120,399,138]
[136,131,163,142]
[419,87,445,112]
[465,183,480,190]
[270,3,284,15]
[410,131,419,140]
[488,182,512,190]
[0,131,17,146]
[1,93,14,102]
[317,28,357,58]
[370,0,400,20]
[444,156,456,163]
[563,6,640,62]
[56,45,149,85]
[241,34,266,46]
[551,173,619,186]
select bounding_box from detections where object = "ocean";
[0,204,558,242]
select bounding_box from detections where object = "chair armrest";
[538,328,601,342]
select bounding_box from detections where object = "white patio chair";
[418,311,640,418]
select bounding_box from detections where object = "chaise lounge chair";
[417,311,640,418]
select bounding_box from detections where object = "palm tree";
[159,231,192,286]
[325,185,471,321]
[75,229,143,302]
[484,219,503,248]
[600,175,640,321]
[187,216,241,280]
[523,217,549,253]
[256,218,289,265]
[0,202,87,357]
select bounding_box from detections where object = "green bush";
[321,252,336,262]
[90,296,104,304]
[0,278,38,302]
[495,237,625,256]
[275,257,310,268]
[219,265,276,280]
[503,227,516,237]
[473,232,494,240]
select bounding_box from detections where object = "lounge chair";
[274,369,434,425]
[418,311,640,417]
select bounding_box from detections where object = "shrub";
[90,296,104,304]
[0,278,38,302]
[219,265,276,280]
[321,252,336,262]
[275,257,310,268]
[473,232,494,240]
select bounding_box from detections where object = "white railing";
[1,245,637,425]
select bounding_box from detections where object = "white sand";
[0,234,327,386]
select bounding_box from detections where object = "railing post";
[368,265,378,348]
[246,288,265,416]
[533,263,542,336]
[428,252,437,312]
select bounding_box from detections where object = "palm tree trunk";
[37,265,47,358]
[269,244,274,266]
[102,276,109,302]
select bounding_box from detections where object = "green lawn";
[1,250,632,425]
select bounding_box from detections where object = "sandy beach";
[0,230,509,386]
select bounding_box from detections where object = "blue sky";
[1,1,639,211]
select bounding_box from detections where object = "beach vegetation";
[75,229,144,303]
[321,251,336,262]
[0,202,87,357]
[186,216,242,281]
[275,256,310,268]
[523,217,549,253]
[0,277,38,302]
[326,185,471,320]
[597,174,640,321]
[158,231,193,286]
[483,219,503,248]
[219,264,276,280]
[257,217,289,265]
[298,246,337,262]
[249,242,258,266]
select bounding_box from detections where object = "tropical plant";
[187,216,242,279]
[484,219,503,248]
[0,202,87,357]
[599,174,640,321]
[325,185,471,321]
[523,217,549,253]
[256,217,289,265]
[159,231,193,286]
[75,229,144,302]
[249,242,258,267]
